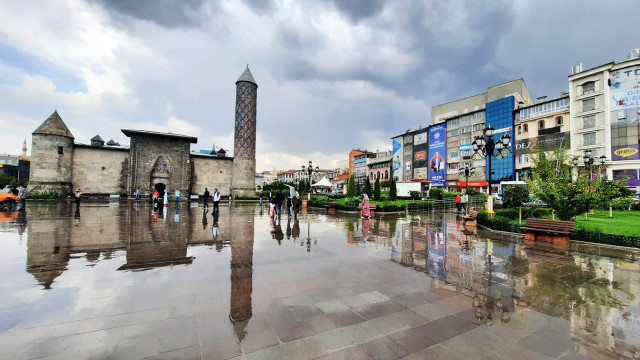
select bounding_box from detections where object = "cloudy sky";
[1,0,639,172]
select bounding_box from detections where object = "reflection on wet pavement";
[0,202,638,359]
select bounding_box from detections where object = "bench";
[520,218,575,244]
[460,210,478,229]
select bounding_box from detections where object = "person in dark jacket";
[203,188,210,209]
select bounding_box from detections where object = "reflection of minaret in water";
[229,210,254,341]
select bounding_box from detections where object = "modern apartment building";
[432,79,534,191]
[513,95,570,180]
[568,49,640,188]
[391,127,428,181]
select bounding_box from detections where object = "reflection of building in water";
[569,255,640,359]
[25,204,233,288]
[229,211,254,341]
[400,221,428,269]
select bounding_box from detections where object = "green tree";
[527,148,593,221]
[502,185,530,224]
[593,180,629,218]
[364,176,373,198]
[373,177,381,201]
[347,174,357,197]
[389,177,397,201]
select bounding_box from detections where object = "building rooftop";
[33,110,75,139]
[121,129,198,143]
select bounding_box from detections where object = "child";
[269,201,275,217]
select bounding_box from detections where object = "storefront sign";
[459,144,471,151]
[612,145,640,161]
[515,132,570,155]
[457,181,489,187]
[414,151,426,159]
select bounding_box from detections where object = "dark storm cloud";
[271,0,516,102]
[327,0,386,22]
[240,0,276,14]
[91,0,211,28]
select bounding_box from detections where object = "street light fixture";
[459,162,475,215]
[471,125,512,214]
[301,160,319,199]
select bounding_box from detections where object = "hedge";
[477,210,640,248]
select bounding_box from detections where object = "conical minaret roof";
[33,110,75,139]
[236,65,257,86]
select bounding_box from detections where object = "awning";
[457,181,489,187]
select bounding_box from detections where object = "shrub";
[235,194,258,200]
[380,190,390,201]
[26,190,60,200]
[408,190,421,200]
[443,191,459,198]
[344,196,362,208]
[375,200,404,212]
[428,188,443,199]
[533,208,553,218]
[610,197,633,210]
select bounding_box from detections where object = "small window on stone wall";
[58,146,64,155]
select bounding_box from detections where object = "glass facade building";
[485,96,515,184]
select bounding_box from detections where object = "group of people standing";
[268,190,301,219]
[202,187,221,213]
[455,193,468,213]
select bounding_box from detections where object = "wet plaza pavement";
[0,202,639,359]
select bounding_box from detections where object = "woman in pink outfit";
[361,193,371,219]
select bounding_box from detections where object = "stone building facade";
[28,67,258,197]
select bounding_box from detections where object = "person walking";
[259,193,263,206]
[203,188,210,209]
[286,194,292,219]
[461,193,467,214]
[174,189,181,203]
[74,187,83,209]
[17,185,27,211]
[135,187,140,199]
[292,191,301,219]
[152,189,159,207]
[275,191,284,217]
[361,193,371,219]
[212,188,221,213]
[455,194,461,213]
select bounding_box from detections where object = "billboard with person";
[392,136,403,180]
[428,124,446,187]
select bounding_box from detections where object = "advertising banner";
[414,167,427,179]
[613,169,640,186]
[428,124,446,187]
[392,137,403,180]
[612,145,640,161]
[610,66,640,161]
[515,132,570,156]
[413,130,428,177]
[427,222,446,280]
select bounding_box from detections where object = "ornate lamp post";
[471,125,512,215]
[572,149,607,219]
[459,162,475,215]
[302,160,318,199]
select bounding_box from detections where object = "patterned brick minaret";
[231,66,258,196]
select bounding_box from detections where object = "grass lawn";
[574,210,640,237]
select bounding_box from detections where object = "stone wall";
[190,154,234,196]
[129,135,191,196]
[28,133,75,195]
[71,145,129,195]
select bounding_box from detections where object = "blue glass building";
[485,96,515,185]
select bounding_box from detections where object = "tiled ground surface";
[0,203,638,359]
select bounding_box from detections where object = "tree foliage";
[502,185,530,209]
[347,174,357,197]
[527,149,592,221]
[389,177,397,201]
[364,176,373,198]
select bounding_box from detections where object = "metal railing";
[405,195,486,213]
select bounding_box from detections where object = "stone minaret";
[22,139,27,157]
[28,111,75,195]
[231,66,257,197]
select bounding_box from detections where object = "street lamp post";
[459,162,475,215]
[302,160,319,200]
[573,149,607,219]
[471,125,512,215]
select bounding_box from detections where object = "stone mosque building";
[28,66,258,198]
